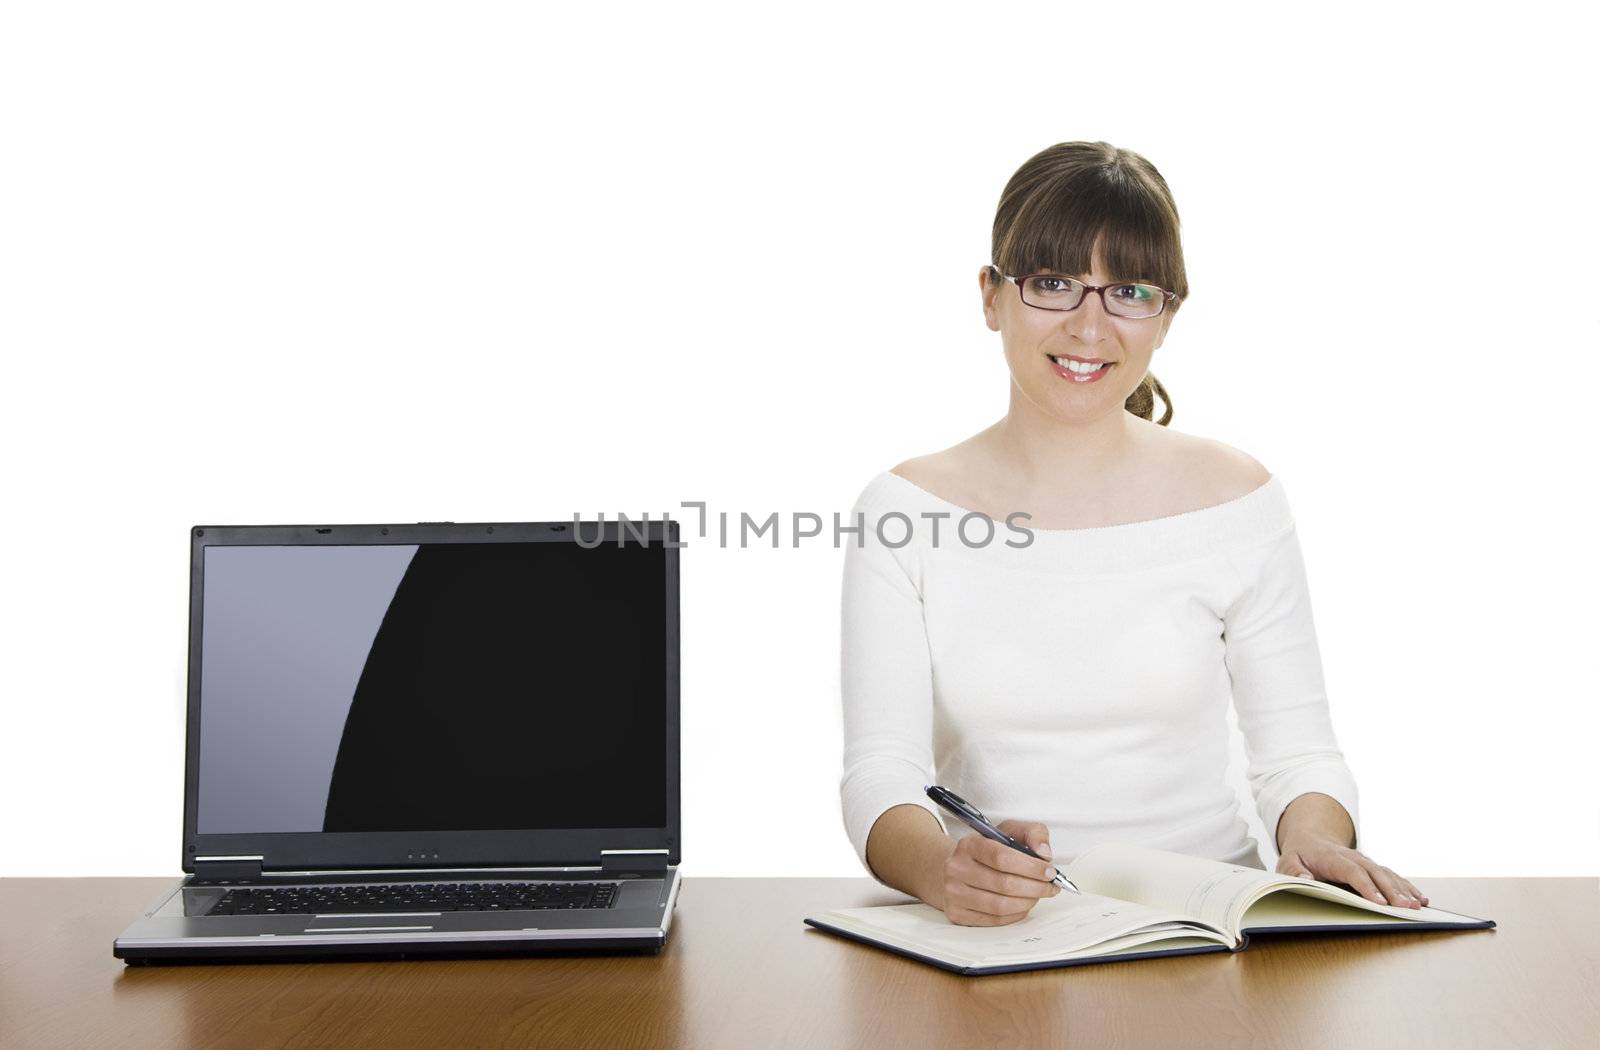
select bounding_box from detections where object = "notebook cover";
[1237,909,1496,944]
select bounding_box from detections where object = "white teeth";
[1052,356,1108,374]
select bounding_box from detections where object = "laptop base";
[117,936,666,965]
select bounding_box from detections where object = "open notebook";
[804,842,1494,976]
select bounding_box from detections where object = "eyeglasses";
[991,267,1179,319]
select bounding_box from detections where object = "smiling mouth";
[1048,354,1115,375]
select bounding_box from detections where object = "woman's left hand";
[1275,837,1429,908]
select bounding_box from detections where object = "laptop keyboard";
[208,880,619,916]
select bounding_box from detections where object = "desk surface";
[1,875,1595,1049]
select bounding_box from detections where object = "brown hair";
[987,141,1188,425]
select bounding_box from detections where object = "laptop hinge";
[599,848,670,875]
[192,855,265,883]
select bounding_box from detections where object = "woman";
[838,141,1428,927]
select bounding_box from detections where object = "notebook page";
[815,889,1228,968]
[981,929,1228,968]
[1241,882,1480,928]
[1064,842,1296,934]
[979,934,1228,966]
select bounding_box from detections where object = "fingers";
[1341,856,1425,908]
[953,883,1040,918]
[945,821,1059,925]
[1275,853,1315,879]
[1333,857,1387,905]
[978,840,1056,883]
[1402,878,1430,906]
[943,871,1051,926]
[1335,856,1428,908]
[1021,821,1053,861]
[1362,863,1419,908]
[1356,861,1395,904]
[944,882,1054,926]
[1285,844,1431,909]
[946,904,1030,927]
[1377,864,1427,908]
[981,866,1061,900]
[991,820,1055,879]
[947,838,1062,896]
[1383,866,1428,907]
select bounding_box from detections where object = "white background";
[2,1,1595,878]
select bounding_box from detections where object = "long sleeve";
[1223,523,1362,853]
[838,493,948,882]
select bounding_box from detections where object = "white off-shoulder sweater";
[839,469,1360,882]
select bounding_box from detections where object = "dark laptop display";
[196,540,667,836]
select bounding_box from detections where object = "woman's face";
[980,243,1174,423]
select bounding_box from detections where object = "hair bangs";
[1000,182,1183,297]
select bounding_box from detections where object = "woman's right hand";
[941,819,1061,926]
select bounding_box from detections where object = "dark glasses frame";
[989,265,1180,318]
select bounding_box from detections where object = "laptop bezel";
[179,519,681,874]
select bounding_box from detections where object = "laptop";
[114,517,681,964]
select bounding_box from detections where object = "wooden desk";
[1,876,1595,1049]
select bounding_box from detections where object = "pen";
[924,784,1081,894]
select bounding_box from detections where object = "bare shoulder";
[887,445,994,509]
[1164,431,1273,504]
[887,452,946,488]
[883,451,953,492]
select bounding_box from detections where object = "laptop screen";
[194,539,669,836]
